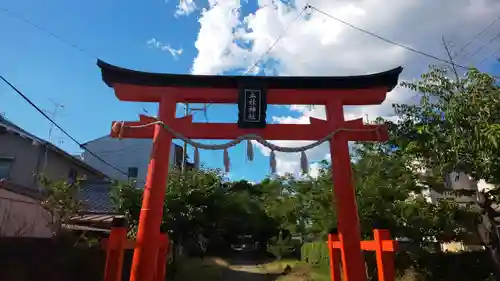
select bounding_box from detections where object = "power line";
[0,7,98,59]
[2,5,208,155]
[456,15,500,59]
[205,5,308,110]
[309,5,498,77]
[0,7,132,176]
[464,31,500,60]
[478,48,499,65]
[0,75,128,176]
[245,6,309,75]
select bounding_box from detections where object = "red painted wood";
[111,117,388,141]
[102,235,170,251]
[328,234,342,281]
[330,240,397,252]
[103,226,127,281]
[155,234,169,281]
[327,100,366,281]
[374,229,396,281]
[101,239,136,250]
[129,95,175,281]
[112,84,389,105]
[102,232,171,281]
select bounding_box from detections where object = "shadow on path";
[221,268,282,281]
[221,252,283,281]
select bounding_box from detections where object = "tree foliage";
[393,66,500,186]
[39,175,81,235]
[113,152,468,255]
[112,168,279,254]
[393,65,500,278]
[267,230,295,260]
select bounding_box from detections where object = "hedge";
[301,241,496,281]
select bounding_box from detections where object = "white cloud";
[179,0,500,175]
[147,38,184,59]
[175,0,197,16]
[309,162,322,178]
[191,0,253,74]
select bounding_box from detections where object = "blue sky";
[0,0,299,182]
[1,0,499,182]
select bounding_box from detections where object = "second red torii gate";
[98,60,402,281]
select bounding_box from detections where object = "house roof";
[62,223,112,233]
[0,180,45,201]
[0,179,118,211]
[0,116,107,179]
[0,178,124,231]
[97,60,403,91]
[77,180,117,213]
[71,180,125,229]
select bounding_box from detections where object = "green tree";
[112,167,279,254]
[392,65,500,277]
[39,175,81,235]
[257,176,306,234]
[354,142,470,243]
[393,66,500,186]
[113,168,227,245]
[294,162,337,239]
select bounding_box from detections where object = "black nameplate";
[237,85,267,129]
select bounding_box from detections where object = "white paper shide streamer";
[270,150,277,174]
[247,140,254,161]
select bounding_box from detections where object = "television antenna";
[41,99,65,169]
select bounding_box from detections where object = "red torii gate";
[97,60,402,281]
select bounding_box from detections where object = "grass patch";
[265,260,330,281]
[260,259,301,274]
[280,264,330,281]
[171,257,331,281]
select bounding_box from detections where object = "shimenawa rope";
[112,120,382,174]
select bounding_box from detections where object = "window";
[0,157,13,179]
[68,168,77,183]
[128,167,138,179]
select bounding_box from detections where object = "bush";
[301,240,495,281]
[301,241,330,266]
[267,231,296,260]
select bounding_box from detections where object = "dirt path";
[220,253,283,281]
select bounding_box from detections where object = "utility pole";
[181,103,207,172]
[182,103,189,172]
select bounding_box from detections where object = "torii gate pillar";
[327,100,365,277]
[98,60,402,281]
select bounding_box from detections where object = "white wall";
[82,137,176,185]
[424,172,496,206]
